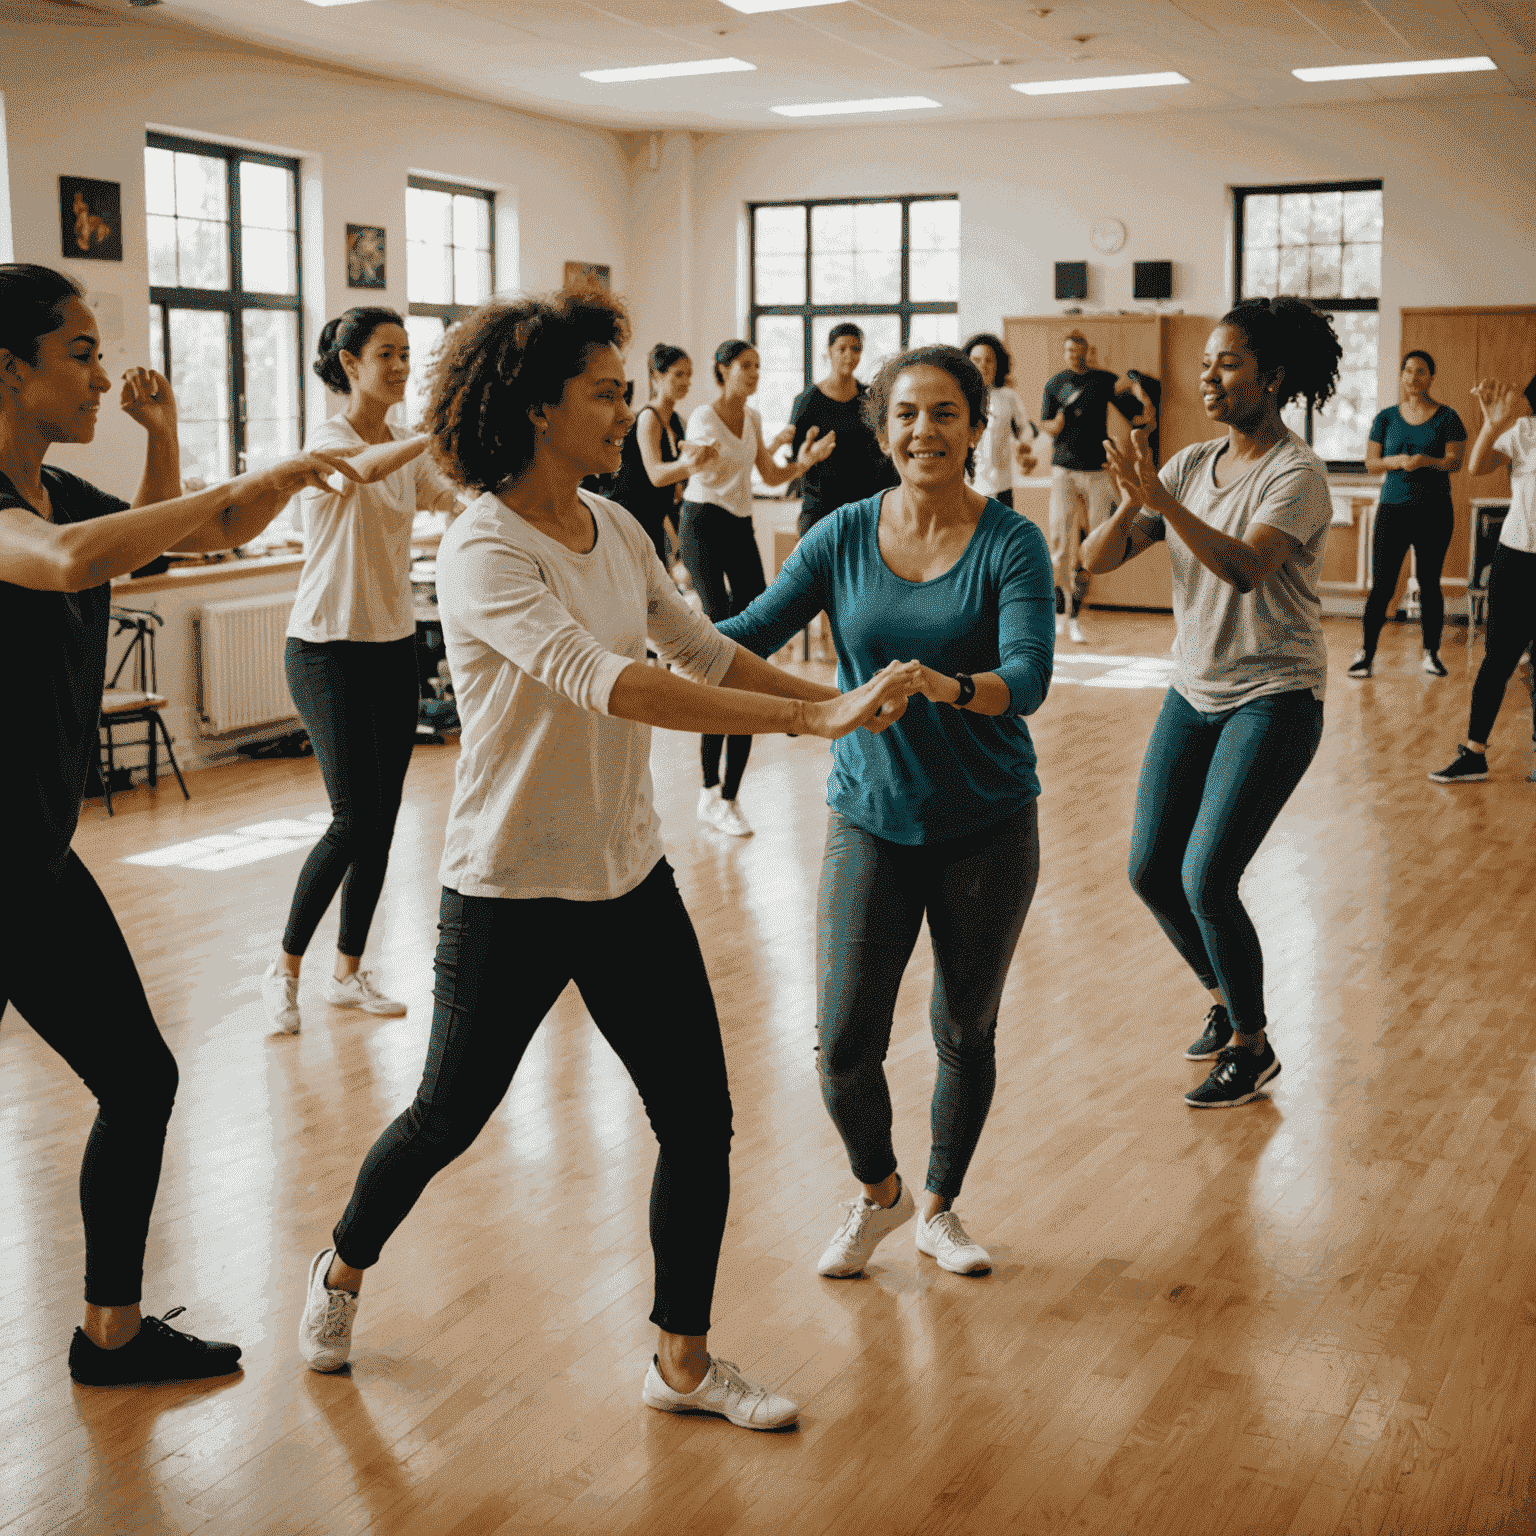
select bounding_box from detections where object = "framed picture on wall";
[563,261,611,292]
[346,224,387,289]
[59,176,122,262]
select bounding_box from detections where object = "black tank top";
[613,406,683,531]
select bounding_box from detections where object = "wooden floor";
[3,612,1534,1536]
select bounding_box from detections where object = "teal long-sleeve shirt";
[717,493,1055,845]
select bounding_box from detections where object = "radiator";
[192,594,298,735]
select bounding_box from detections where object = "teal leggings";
[1128,688,1324,1036]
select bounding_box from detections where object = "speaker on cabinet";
[1133,260,1173,300]
[1054,261,1088,301]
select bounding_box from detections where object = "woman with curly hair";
[1084,297,1341,1109]
[296,288,918,1430]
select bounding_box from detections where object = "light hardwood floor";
[2,612,1534,1536]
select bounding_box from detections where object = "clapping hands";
[1104,428,1160,516]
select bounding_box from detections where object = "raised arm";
[1466,380,1523,477]
[119,368,181,507]
[755,423,835,488]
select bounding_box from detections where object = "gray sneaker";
[261,962,301,1035]
[298,1248,359,1373]
[816,1178,915,1277]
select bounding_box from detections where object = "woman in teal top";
[719,343,1054,1281]
[1349,350,1467,679]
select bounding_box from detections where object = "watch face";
[1090,218,1126,255]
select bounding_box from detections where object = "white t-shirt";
[1493,418,1536,553]
[1136,430,1332,712]
[972,386,1030,497]
[683,402,761,519]
[435,488,737,902]
[287,416,454,644]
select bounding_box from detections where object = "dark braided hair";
[423,288,630,493]
[0,264,84,366]
[313,306,404,394]
[864,344,989,480]
[1219,297,1342,413]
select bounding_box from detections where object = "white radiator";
[192,595,298,735]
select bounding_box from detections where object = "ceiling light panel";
[582,58,757,83]
[717,0,848,12]
[1012,71,1190,96]
[770,96,941,117]
[1292,56,1497,82]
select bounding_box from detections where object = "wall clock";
[1090,217,1126,255]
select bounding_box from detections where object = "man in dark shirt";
[1039,333,1149,639]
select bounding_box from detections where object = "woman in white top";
[263,308,458,1035]
[963,332,1036,510]
[1085,297,1340,1111]
[296,288,918,1431]
[680,338,835,836]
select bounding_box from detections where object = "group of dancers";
[3,256,1531,1429]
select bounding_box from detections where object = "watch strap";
[953,673,976,708]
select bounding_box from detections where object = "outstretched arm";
[1466,379,1523,477]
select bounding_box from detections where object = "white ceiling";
[46,0,1536,132]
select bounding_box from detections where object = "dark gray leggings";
[815,802,1040,1202]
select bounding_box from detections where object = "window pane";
[910,248,958,302]
[241,225,296,295]
[1342,241,1380,298]
[1243,244,1278,298]
[145,148,176,217]
[147,214,178,287]
[754,204,805,256]
[1309,190,1343,244]
[174,151,227,221]
[408,238,451,304]
[811,314,900,380]
[1279,193,1309,245]
[453,193,489,251]
[148,305,164,376]
[853,201,901,253]
[907,313,958,348]
[752,313,803,449]
[853,250,900,303]
[1343,189,1381,242]
[909,199,958,251]
[754,254,804,305]
[1243,194,1279,248]
[810,203,855,253]
[167,308,231,484]
[241,310,300,471]
[1308,244,1342,298]
[811,251,856,305]
[454,244,491,306]
[176,217,230,289]
[1308,311,1378,462]
[1278,244,1308,295]
[239,161,294,230]
[404,314,447,428]
[407,187,451,245]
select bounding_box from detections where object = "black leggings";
[679,502,766,802]
[332,860,733,1336]
[283,635,418,957]
[2,853,179,1305]
[1361,501,1454,658]
[1469,545,1536,746]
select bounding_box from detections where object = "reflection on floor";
[1052,651,1177,688]
[120,810,330,871]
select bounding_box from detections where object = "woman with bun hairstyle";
[962,331,1036,511]
[0,263,374,1386]
[1085,297,1341,1110]
[261,307,459,1036]
[610,342,716,566]
[1347,349,1467,680]
[680,338,836,837]
[295,288,918,1429]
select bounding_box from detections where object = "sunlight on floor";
[120,811,331,871]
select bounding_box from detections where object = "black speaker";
[1054,261,1088,301]
[1133,260,1173,300]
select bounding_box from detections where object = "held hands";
[1012,439,1037,476]
[119,368,177,437]
[247,446,367,502]
[1103,427,1160,517]
[794,425,837,471]
[1472,378,1524,432]
[802,659,921,740]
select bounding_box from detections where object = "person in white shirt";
[261,308,459,1035]
[296,287,919,1432]
[1428,377,1536,784]
[680,338,835,836]
[963,331,1036,511]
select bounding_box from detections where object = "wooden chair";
[99,607,189,815]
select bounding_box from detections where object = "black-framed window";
[1234,178,1382,470]
[749,195,959,439]
[404,176,494,423]
[145,132,303,488]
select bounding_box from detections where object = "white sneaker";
[915,1210,993,1275]
[298,1248,360,1372]
[324,970,406,1016]
[1068,617,1086,644]
[642,1354,799,1430]
[711,798,753,837]
[696,785,721,825]
[1055,613,1066,636]
[262,962,301,1035]
[816,1178,915,1277]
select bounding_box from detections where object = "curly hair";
[961,331,1011,385]
[1219,297,1342,413]
[423,289,631,493]
[863,344,989,480]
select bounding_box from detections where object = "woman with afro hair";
[1084,297,1341,1110]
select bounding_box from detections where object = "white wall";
[628,97,1536,414]
[0,11,631,499]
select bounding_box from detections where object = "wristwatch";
[953,673,976,708]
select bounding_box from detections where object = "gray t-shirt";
[1135,430,1331,712]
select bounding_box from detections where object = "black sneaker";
[1428,746,1488,784]
[1054,586,1066,615]
[1184,1004,1233,1060]
[1421,651,1448,677]
[69,1307,242,1386]
[1185,1042,1281,1108]
[1346,651,1372,680]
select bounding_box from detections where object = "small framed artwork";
[346,224,387,289]
[564,261,611,292]
[59,176,122,262]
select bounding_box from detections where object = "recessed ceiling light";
[582,58,756,83]
[1292,55,1496,83]
[298,0,374,6]
[771,95,941,117]
[718,0,847,12]
[1011,70,1189,96]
